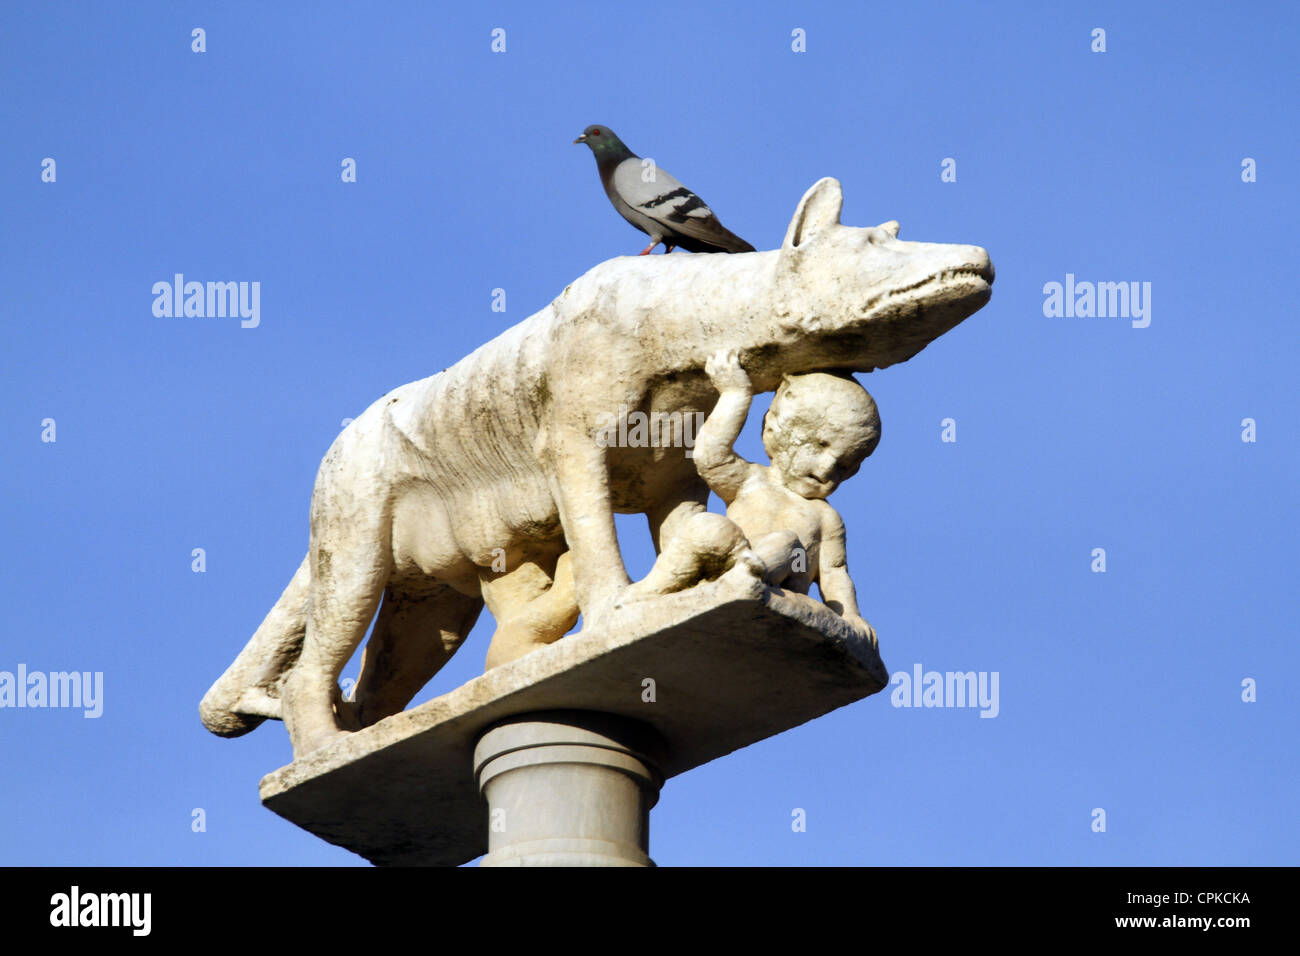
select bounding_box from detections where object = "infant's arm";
[693,349,762,504]
[815,504,866,623]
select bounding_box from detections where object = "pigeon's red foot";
[663,243,676,254]
[638,242,658,256]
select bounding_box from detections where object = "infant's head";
[761,371,880,499]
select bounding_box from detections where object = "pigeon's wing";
[611,160,753,252]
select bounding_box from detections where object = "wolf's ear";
[783,178,843,249]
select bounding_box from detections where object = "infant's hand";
[705,348,752,392]
[849,616,879,650]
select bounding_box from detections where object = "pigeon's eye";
[590,129,601,136]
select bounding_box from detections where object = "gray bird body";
[575,125,755,255]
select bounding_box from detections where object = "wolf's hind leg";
[281,535,391,757]
[351,582,484,726]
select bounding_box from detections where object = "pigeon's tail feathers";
[676,225,756,254]
[717,231,756,253]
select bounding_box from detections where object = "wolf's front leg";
[544,433,632,629]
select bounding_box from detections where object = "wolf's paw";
[848,616,879,649]
[282,676,354,759]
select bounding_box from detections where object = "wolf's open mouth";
[862,263,993,315]
[940,264,995,283]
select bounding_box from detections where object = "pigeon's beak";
[573,134,587,144]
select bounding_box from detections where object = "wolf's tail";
[199,555,311,737]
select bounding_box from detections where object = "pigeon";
[574,125,756,255]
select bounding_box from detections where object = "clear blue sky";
[2,1,1295,866]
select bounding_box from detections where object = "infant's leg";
[481,553,579,670]
[632,511,751,595]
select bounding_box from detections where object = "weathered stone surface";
[259,567,888,866]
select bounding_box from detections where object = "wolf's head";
[762,177,994,378]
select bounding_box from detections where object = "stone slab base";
[259,567,889,866]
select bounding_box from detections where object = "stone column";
[473,710,666,867]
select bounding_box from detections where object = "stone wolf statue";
[200,178,993,757]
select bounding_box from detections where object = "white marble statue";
[200,177,993,757]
